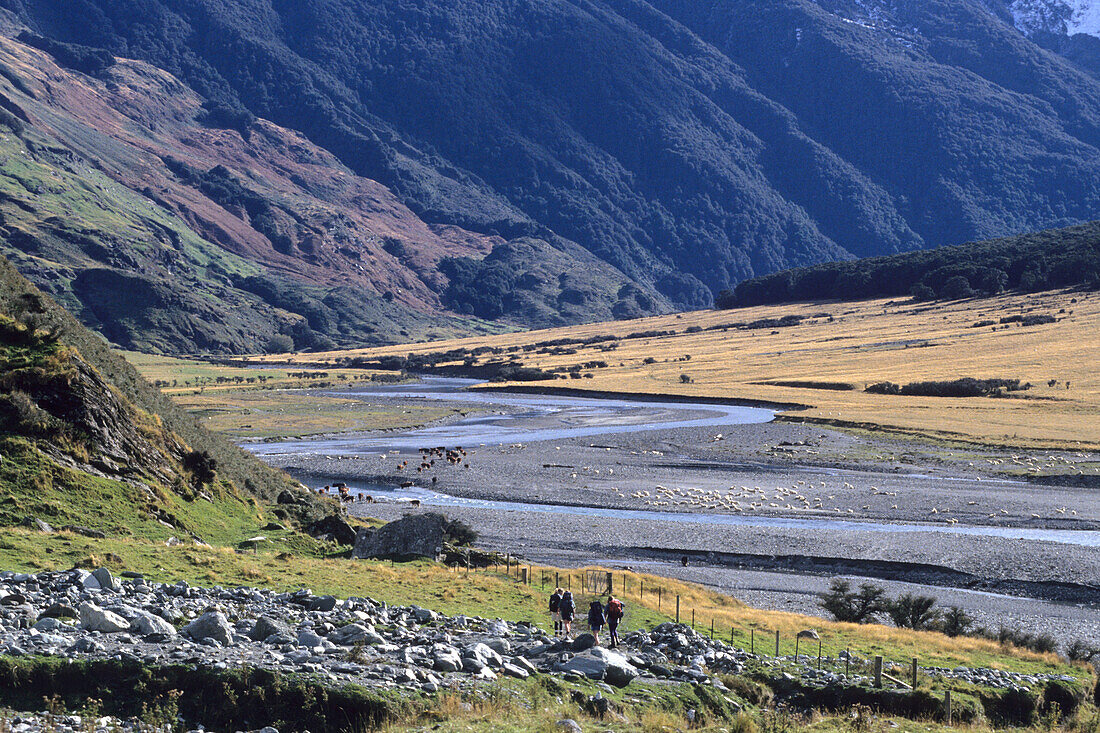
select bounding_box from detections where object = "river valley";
[245,378,1100,648]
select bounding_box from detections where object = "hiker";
[559,590,576,638]
[605,594,624,648]
[587,599,606,644]
[548,587,563,636]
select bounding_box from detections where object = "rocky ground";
[1,567,1077,717]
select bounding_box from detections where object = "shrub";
[940,275,976,299]
[938,606,973,637]
[886,593,940,630]
[182,450,217,487]
[266,334,294,353]
[818,579,886,623]
[441,517,478,546]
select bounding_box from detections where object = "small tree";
[819,579,886,623]
[887,593,940,630]
[939,606,973,637]
[940,275,975,300]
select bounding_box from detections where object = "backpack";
[607,598,624,620]
[549,594,561,613]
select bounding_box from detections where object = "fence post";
[944,690,952,725]
[710,618,714,639]
[874,656,883,688]
[911,658,918,690]
[731,627,735,644]
[607,571,613,594]
[640,580,643,599]
[522,568,528,585]
[750,628,754,655]
[658,587,662,610]
[555,572,559,589]
[675,595,680,624]
[775,629,780,657]
[845,648,850,676]
[818,640,822,668]
[691,608,695,629]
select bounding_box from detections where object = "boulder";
[328,623,374,645]
[130,611,177,637]
[79,602,130,633]
[432,645,463,673]
[556,648,638,687]
[91,568,119,592]
[571,633,597,651]
[183,611,234,645]
[352,513,448,560]
[305,515,356,546]
[308,595,338,612]
[501,662,530,679]
[41,603,78,619]
[249,616,289,642]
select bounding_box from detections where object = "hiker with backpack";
[605,594,624,648]
[548,587,563,636]
[587,599,606,644]
[558,590,576,638]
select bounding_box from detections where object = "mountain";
[721,219,1100,307]
[2,0,1100,345]
[0,249,327,541]
[0,31,659,354]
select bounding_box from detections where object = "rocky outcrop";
[352,513,447,560]
[305,515,356,545]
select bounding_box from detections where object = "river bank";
[245,378,1100,650]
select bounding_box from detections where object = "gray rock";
[352,513,448,560]
[32,617,66,632]
[130,611,177,637]
[91,568,119,592]
[571,633,597,651]
[501,662,530,679]
[556,648,638,687]
[328,624,371,645]
[183,612,234,645]
[555,720,583,733]
[308,595,338,612]
[79,602,130,633]
[250,616,289,642]
[432,645,463,672]
[297,630,324,648]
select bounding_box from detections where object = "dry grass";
[267,289,1100,449]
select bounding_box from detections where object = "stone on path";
[183,611,234,645]
[130,610,177,637]
[79,602,130,633]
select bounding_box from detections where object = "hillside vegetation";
[0,252,328,544]
[722,220,1100,307]
[11,0,1100,317]
[281,287,1100,449]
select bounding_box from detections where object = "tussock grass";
[281,289,1100,449]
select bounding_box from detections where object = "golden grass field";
[125,351,459,438]
[263,289,1100,450]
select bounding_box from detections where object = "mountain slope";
[0,250,324,539]
[10,0,1100,311]
[0,32,658,353]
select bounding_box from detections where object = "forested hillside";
[0,0,1097,347]
[721,220,1100,307]
[9,0,1100,310]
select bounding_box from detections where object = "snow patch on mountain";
[1008,0,1100,38]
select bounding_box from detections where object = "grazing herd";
[314,445,473,507]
